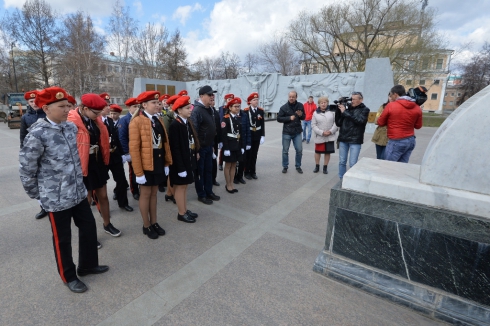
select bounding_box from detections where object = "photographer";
[377,85,422,163]
[335,92,370,179]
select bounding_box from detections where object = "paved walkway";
[0,120,443,325]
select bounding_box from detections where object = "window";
[451,92,455,96]
[436,59,443,70]
[107,66,112,72]
[443,101,446,106]
[133,69,138,75]
[445,92,447,97]
[114,66,120,73]
[422,59,429,70]
[419,79,426,85]
[127,68,132,74]
[406,79,412,85]
[449,101,454,106]
[457,92,461,97]
[408,60,415,69]
[434,79,440,85]
[431,93,437,100]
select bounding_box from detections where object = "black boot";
[313,164,320,173]
[323,165,328,174]
[35,206,48,219]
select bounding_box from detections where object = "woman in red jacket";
[67,94,121,246]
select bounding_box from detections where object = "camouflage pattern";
[19,119,87,212]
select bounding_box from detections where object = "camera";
[328,104,338,111]
[407,86,428,106]
[333,97,352,106]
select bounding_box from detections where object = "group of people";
[278,84,422,179]
[18,85,267,293]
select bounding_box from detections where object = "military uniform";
[221,113,243,162]
[244,93,266,179]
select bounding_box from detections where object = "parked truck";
[0,93,27,129]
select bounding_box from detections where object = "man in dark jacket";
[335,91,370,179]
[190,85,221,205]
[277,91,305,173]
[20,90,49,220]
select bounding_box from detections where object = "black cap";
[199,85,217,96]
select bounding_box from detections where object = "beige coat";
[311,109,338,144]
[371,105,389,146]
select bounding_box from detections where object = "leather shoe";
[35,206,48,220]
[198,197,213,205]
[178,212,196,223]
[218,165,223,171]
[238,178,246,184]
[282,167,288,173]
[251,174,258,179]
[121,205,133,212]
[206,193,220,201]
[133,193,140,200]
[77,265,109,277]
[213,181,220,186]
[65,279,87,293]
[186,210,198,218]
[225,186,234,194]
[158,184,166,193]
[112,193,117,200]
[233,179,239,184]
[244,174,252,180]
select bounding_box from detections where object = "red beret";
[24,90,38,101]
[227,97,242,108]
[67,95,76,105]
[110,104,122,113]
[172,96,191,111]
[224,93,234,100]
[99,92,110,101]
[81,93,108,111]
[178,90,188,96]
[137,91,160,103]
[247,92,259,103]
[159,94,170,101]
[167,95,180,105]
[125,98,138,106]
[35,87,68,108]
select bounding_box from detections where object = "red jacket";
[377,98,422,140]
[303,102,317,121]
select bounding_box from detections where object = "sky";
[2,0,490,68]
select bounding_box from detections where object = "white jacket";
[312,109,338,144]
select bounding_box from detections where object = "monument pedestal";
[314,159,490,325]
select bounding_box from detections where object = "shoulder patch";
[221,121,226,128]
[244,108,250,112]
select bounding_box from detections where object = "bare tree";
[191,56,222,80]
[159,29,191,81]
[219,51,241,79]
[258,34,298,76]
[243,53,259,73]
[55,11,104,97]
[108,0,138,99]
[5,0,59,87]
[457,43,490,105]
[132,23,168,79]
[288,0,446,80]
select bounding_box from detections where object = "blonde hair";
[318,96,329,105]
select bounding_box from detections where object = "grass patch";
[422,114,446,127]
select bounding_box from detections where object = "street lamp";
[11,42,18,92]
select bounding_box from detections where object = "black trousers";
[212,142,218,182]
[108,161,129,207]
[47,200,99,283]
[128,162,139,196]
[245,139,260,175]
[235,150,247,180]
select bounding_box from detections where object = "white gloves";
[178,171,187,177]
[212,153,217,159]
[241,148,244,154]
[224,150,231,156]
[246,145,251,150]
[136,175,147,184]
[123,154,131,162]
[218,142,223,149]
[37,199,43,206]
[260,136,265,145]
[164,166,169,176]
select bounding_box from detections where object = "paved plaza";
[0,119,444,325]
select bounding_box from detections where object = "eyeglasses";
[206,93,215,97]
[89,109,102,115]
[352,92,363,99]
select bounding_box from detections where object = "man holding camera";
[277,91,305,174]
[335,92,370,179]
[377,85,422,163]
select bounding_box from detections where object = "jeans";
[194,145,214,198]
[282,133,303,168]
[338,142,362,179]
[302,120,312,141]
[375,144,386,160]
[384,136,416,163]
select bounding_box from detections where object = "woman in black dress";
[221,97,244,193]
[168,96,200,223]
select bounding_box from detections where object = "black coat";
[168,117,197,185]
[103,117,123,165]
[221,113,243,152]
[277,101,305,135]
[190,101,217,147]
[20,106,46,148]
[335,103,370,144]
[244,106,265,140]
